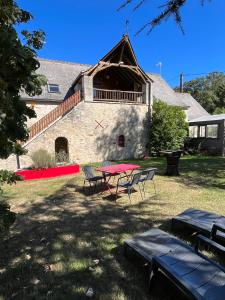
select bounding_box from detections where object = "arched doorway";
[55,137,69,162]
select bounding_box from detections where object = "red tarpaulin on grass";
[16,164,80,181]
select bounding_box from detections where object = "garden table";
[96,163,140,195]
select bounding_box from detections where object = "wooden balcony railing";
[28,90,81,141]
[93,88,144,103]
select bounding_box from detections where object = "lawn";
[0,155,225,300]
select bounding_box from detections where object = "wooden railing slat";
[93,88,143,103]
[28,90,81,141]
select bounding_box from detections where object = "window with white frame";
[48,84,60,93]
[189,126,198,138]
[199,125,206,138]
[206,124,218,138]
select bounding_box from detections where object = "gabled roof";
[148,73,209,121]
[100,35,138,66]
[82,35,151,83]
[176,93,209,121]
[148,73,187,108]
[20,58,91,102]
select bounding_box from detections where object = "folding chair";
[139,168,157,197]
[115,172,143,203]
[82,166,104,190]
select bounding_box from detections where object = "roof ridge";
[38,57,92,67]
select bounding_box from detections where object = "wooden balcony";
[93,88,144,103]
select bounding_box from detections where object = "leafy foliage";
[56,150,69,164]
[31,149,56,169]
[0,0,46,159]
[0,170,21,235]
[150,100,188,153]
[175,72,225,114]
[118,0,211,34]
[0,0,46,235]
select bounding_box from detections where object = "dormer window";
[48,84,60,93]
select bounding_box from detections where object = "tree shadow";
[95,107,150,161]
[178,156,225,190]
[0,176,178,300]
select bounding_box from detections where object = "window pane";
[48,84,60,93]
[189,126,198,138]
[207,124,218,138]
[199,126,206,137]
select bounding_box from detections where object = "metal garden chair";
[139,168,157,197]
[115,172,143,203]
[82,166,104,190]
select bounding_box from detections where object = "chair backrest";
[82,166,94,179]
[131,172,142,186]
[144,168,156,181]
[102,161,111,167]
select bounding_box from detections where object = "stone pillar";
[142,82,151,105]
[82,75,93,102]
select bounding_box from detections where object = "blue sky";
[18,0,225,87]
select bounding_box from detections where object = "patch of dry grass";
[0,155,225,299]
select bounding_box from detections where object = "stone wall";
[0,101,150,171]
[25,101,59,126]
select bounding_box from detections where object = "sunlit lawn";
[0,155,225,299]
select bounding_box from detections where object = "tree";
[150,100,188,153]
[175,72,225,114]
[118,0,210,35]
[0,0,46,233]
[0,0,46,159]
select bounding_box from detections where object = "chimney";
[180,73,184,93]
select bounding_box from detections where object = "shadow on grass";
[0,177,180,300]
[120,155,225,190]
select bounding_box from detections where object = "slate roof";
[190,114,225,123]
[147,73,187,108]
[176,92,209,121]
[20,58,91,102]
[20,58,209,122]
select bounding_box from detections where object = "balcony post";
[142,82,150,105]
[82,75,93,101]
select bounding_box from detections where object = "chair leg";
[138,184,144,201]
[115,185,119,202]
[153,180,156,194]
[142,182,146,198]
[128,188,131,204]
[83,180,86,191]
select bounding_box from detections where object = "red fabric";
[97,163,140,174]
[16,164,80,181]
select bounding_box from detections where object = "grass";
[0,155,225,299]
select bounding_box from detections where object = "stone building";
[0,35,209,171]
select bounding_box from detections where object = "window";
[118,135,125,147]
[189,126,198,138]
[199,126,206,138]
[206,124,218,138]
[48,84,60,93]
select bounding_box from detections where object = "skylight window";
[48,84,60,93]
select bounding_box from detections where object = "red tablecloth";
[97,163,140,174]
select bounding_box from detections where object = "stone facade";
[24,101,59,126]
[0,101,150,171]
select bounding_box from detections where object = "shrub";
[31,149,55,169]
[0,170,21,236]
[150,100,188,154]
[55,150,69,164]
